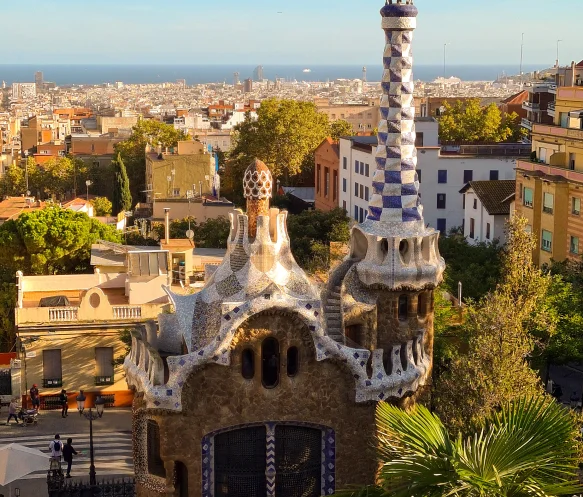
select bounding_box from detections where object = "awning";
[568,109,583,118]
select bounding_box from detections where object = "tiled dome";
[243,159,273,200]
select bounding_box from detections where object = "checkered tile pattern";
[367,22,423,224]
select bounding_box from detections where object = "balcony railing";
[522,101,540,111]
[517,159,583,184]
[112,305,142,319]
[49,307,78,322]
[521,118,533,130]
[532,123,583,141]
[543,206,553,214]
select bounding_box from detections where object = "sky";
[2,0,582,66]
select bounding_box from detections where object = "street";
[0,408,133,497]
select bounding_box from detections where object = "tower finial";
[243,159,272,237]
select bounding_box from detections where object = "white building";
[460,180,516,244]
[11,83,36,101]
[338,128,521,233]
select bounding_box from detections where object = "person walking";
[62,438,78,478]
[30,384,40,410]
[5,398,19,425]
[60,389,68,418]
[49,434,63,460]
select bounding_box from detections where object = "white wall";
[338,139,517,233]
[463,189,508,245]
[415,120,439,147]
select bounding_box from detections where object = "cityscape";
[1,0,583,496]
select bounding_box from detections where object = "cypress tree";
[112,153,132,215]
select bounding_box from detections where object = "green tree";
[0,206,121,275]
[339,396,582,497]
[438,99,522,144]
[91,197,113,216]
[330,119,353,140]
[0,163,26,196]
[438,231,502,302]
[225,99,331,203]
[434,217,552,434]
[111,154,132,215]
[114,120,187,204]
[287,208,351,272]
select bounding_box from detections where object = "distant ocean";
[0,64,546,86]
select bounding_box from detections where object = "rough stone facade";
[134,313,377,496]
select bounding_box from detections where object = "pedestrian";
[62,438,78,478]
[60,389,68,418]
[30,384,40,410]
[5,398,19,425]
[49,434,63,460]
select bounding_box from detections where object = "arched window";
[147,420,165,477]
[418,292,427,318]
[287,347,299,377]
[398,295,408,321]
[261,338,280,388]
[241,348,255,380]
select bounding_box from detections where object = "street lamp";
[85,180,92,201]
[76,394,106,486]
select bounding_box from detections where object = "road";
[0,408,134,497]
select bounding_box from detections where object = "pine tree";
[112,153,132,215]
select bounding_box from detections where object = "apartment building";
[339,122,524,233]
[145,141,216,203]
[460,180,516,244]
[314,137,340,211]
[315,98,380,133]
[15,242,172,407]
[515,84,583,266]
[521,60,583,142]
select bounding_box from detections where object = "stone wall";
[134,311,378,497]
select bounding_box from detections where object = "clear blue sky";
[3,0,582,66]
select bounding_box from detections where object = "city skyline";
[3,0,582,66]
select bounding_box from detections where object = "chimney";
[572,61,576,87]
[164,208,170,245]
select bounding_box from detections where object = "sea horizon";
[0,63,548,86]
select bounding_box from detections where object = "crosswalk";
[0,431,134,480]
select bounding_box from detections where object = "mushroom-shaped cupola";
[164,159,318,353]
[243,159,273,237]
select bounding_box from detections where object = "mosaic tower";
[124,2,444,496]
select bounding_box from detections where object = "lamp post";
[76,393,106,486]
[85,180,92,201]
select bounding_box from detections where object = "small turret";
[243,159,273,238]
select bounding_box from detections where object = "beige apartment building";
[515,85,583,266]
[15,242,172,408]
[145,141,216,203]
[315,98,380,133]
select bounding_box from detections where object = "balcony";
[547,102,556,118]
[17,302,164,326]
[517,159,583,184]
[527,83,555,94]
[548,85,557,94]
[522,101,540,112]
[532,123,583,141]
[521,118,533,130]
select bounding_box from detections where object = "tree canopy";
[438,99,526,144]
[111,154,132,215]
[0,206,121,275]
[91,197,112,217]
[224,99,343,204]
[114,119,187,204]
[434,217,551,434]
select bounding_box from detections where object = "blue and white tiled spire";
[352,0,444,291]
[364,0,424,235]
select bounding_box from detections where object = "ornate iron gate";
[48,478,136,496]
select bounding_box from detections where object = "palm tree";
[339,396,582,497]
